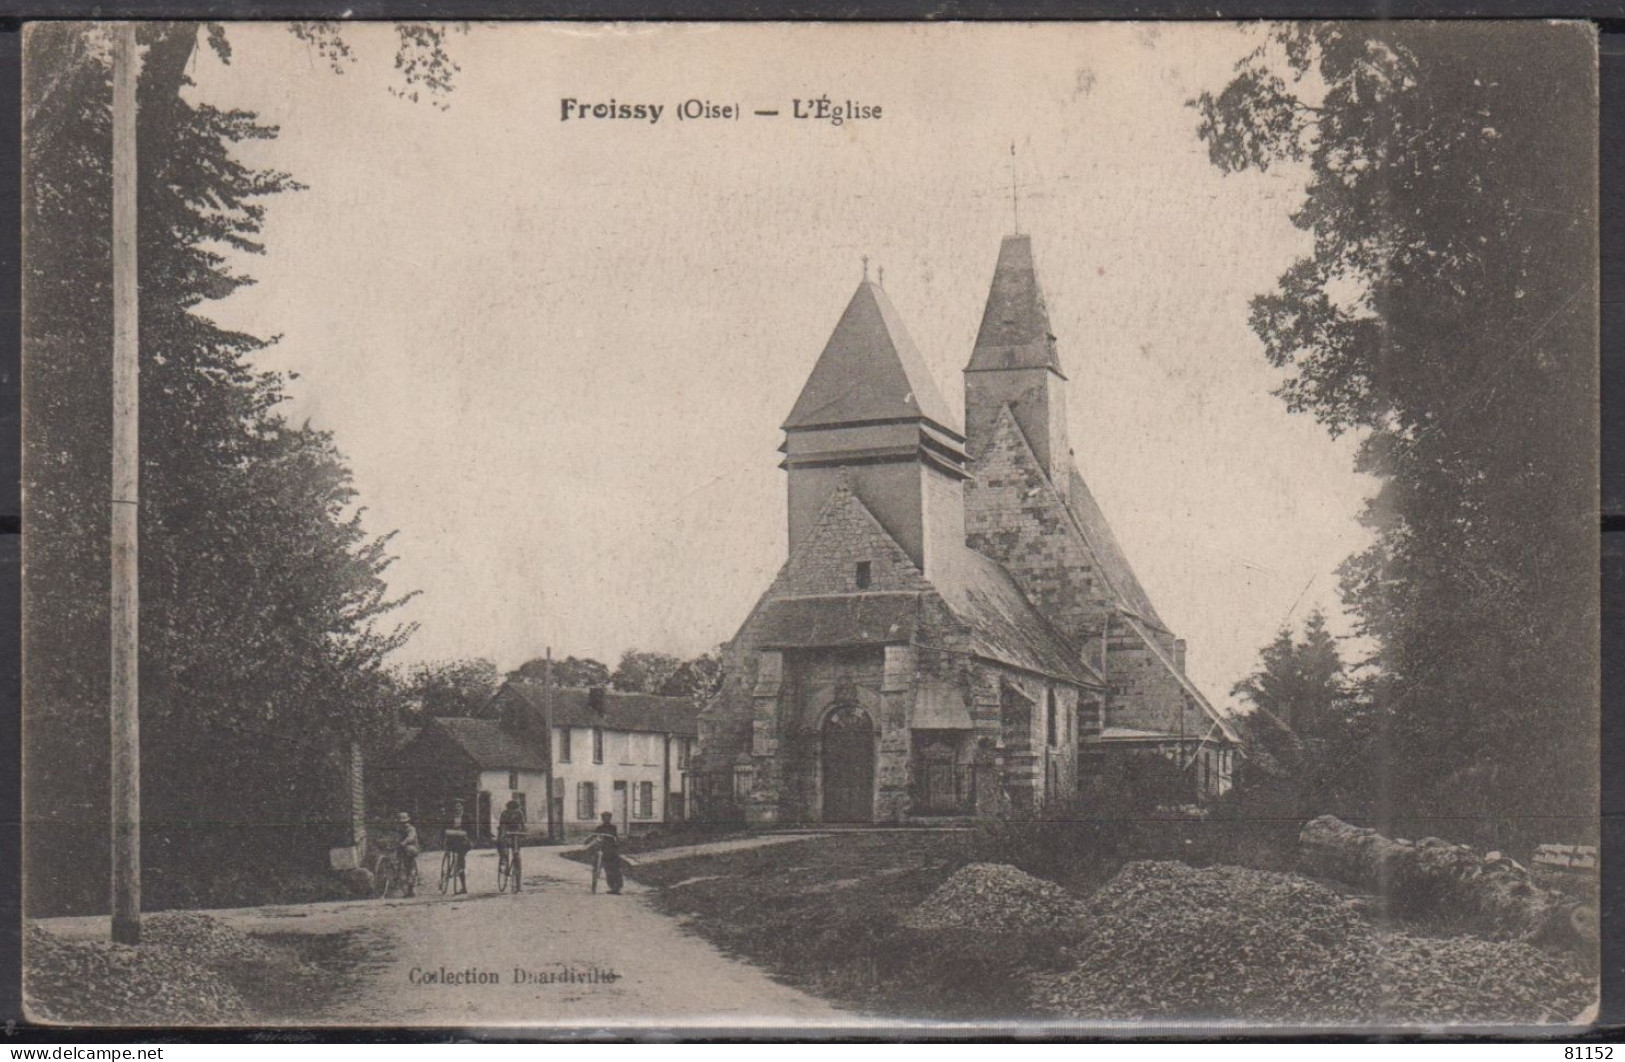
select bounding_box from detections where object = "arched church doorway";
[821,704,875,823]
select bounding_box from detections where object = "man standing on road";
[586,810,625,895]
[498,798,526,892]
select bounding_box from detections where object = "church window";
[855,561,872,590]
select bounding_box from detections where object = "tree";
[657,651,725,703]
[509,654,611,690]
[23,23,423,914]
[403,659,501,719]
[1231,611,1345,740]
[1196,24,1596,847]
[610,650,683,695]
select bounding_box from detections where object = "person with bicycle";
[496,798,526,893]
[583,811,625,895]
[441,798,471,895]
[394,811,421,898]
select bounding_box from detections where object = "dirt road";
[44,843,854,1030]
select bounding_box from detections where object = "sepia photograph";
[19,20,1600,1031]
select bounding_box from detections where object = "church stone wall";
[965,409,1114,654]
[786,485,932,597]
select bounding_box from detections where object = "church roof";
[1063,466,1169,632]
[783,281,960,433]
[754,592,919,649]
[966,234,1065,376]
[933,548,1103,689]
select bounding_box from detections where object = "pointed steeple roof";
[784,281,960,433]
[966,234,1065,377]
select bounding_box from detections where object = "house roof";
[966,235,1065,376]
[433,717,549,770]
[783,281,960,434]
[497,682,701,737]
[754,592,919,649]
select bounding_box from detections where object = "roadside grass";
[628,831,1073,1019]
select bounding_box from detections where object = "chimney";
[1174,639,1187,673]
[588,686,607,713]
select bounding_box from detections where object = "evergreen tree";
[1196,24,1596,847]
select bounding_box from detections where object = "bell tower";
[963,234,1070,497]
[781,275,968,579]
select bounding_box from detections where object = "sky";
[191,22,1376,707]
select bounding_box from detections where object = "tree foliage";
[611,650,683,695]
[23,23,420,914]
[402,659,501,719]
[509,654,611,690]
[1197,24,1596,847]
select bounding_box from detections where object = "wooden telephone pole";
[109,22,143,946]
[544,647,557,841]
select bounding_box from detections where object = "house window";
[855,561,872,590]
[676,738,690,771]
[1046,690,1058,748]
[592,728,604,764]
[558,728,572,763]
[576,781,597,820]
[635,781,655,819]
[508,769,520,791]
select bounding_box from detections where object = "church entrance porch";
[821,704,876,823]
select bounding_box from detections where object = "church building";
[693,233,1241,825]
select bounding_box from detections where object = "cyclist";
[394,811,421,897]
[442,798,471,895]
[497,798,526,892]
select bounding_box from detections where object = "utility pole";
[544,647,557,841]
[109,21,143,946]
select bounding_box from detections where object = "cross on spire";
[862,254,870,282]
[1010,140,1021,235]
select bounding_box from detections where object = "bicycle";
[496,833,523,893]
[439,828,469,895]
[374,845,419,899]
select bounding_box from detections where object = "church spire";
[963,233,1071,493]
[781,276,968,576]
[783,279,959,433]
[966,234,1064,377]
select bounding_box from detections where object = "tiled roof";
[966,235,1065,376]
[783,281,960,433]
[753,592,919,649]
[433,717,548,770]
[497,683,701,737]
[1064,467,1168,632]
[934,547,1103,689]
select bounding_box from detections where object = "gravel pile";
[905,863,1086,933]
[1028,861,1594,1025]
[25,923,253,1025]
[143,912,279,966]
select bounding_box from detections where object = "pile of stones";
[25,922,253,1025]
[904,862,1086,934]
[1028,860,1594,1025]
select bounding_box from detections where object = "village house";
[385,685,700,841]
[693,233,1240,825]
